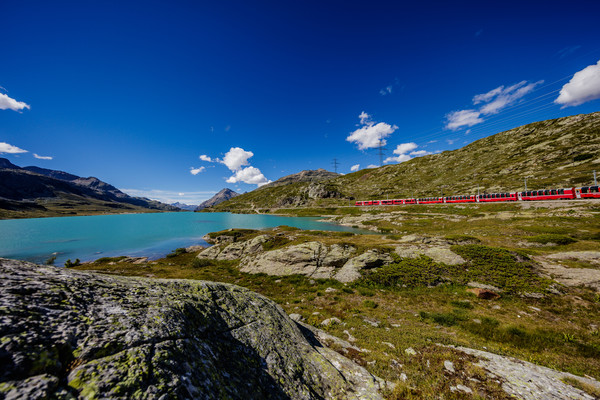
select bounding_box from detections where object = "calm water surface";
[0,212,365,265]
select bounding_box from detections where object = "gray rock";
[335,250,393,283]
[321,317,342,327]
[240,242,356,280]
[455,345,600,399]
[197,245,222,259]
[467,282,503,293]
[444,360,455,373]
[394,245,465,266]
[0,258,385,400]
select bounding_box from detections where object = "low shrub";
[192,258,213,268]
[166,248,187,258]
[363,300,378,309]
[64,259,81,268]
[527,234,576,246]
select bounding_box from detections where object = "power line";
[332,158,339,173]
[377,138,387,167]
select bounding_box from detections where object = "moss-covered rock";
[0,258,385,399]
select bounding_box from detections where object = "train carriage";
[444,195,476,203]
[476,192,518,202]
[577,186,600,199]
[519,188,575,201]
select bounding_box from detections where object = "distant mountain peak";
[195,188,239,210]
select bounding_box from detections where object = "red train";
[354,185,600,206]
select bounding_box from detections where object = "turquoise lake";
[0,212,365,266]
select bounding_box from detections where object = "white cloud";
[222,147,254,171]
[555,60,600,107]
[379,85,393,96]
[0,142,28,154]
[395,142,418,154]
[446,79,543,130]
[384,142,419,164]
[476,80,543,115]
[120,188,217,205]
[0,93,30,112]
[33,153,52,160]
[190,166,205,175]
[350,164,360,172]
[446,139,456,145]
[384,154,411,163]
[199,154,214,162]
[226,166,270,186]
[358,111,371,125]
[409,150,431,157]
[367,164,378,169]
[445,110,484,130]
[347,112,398,150]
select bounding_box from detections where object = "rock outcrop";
[454,346,600,399]
[0,258,385,399]
[239,242,357,279]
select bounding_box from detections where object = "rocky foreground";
[0,259,385,399]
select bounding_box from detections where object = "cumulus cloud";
[555,60,600,107]
[350,164,360,172]
[200,146,270,187]
[445,80,543,130]
[190,166,205,175]
[226,166,270,186]
[347,112,398,150]
[445,110,484,130]
[367,164,378,169]
[0,142,27,154]
[0,92,30,112]
[33,153,53,160]
[222,147,254,171]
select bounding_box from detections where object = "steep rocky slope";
[212,112,600,211]
[0,259,385,399]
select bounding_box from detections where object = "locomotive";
[354,185,600,206]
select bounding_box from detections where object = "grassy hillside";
[211,112,600,212]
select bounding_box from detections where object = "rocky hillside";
[0,258,385,399]
[212,112,600,211]
[0,158,180,219]
[207,169,344,211]
[262,168,340,188]
[195,188,239,210]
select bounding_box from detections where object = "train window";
[559,189,564,194]
[551,190,556,195]
[592,186,599,193]
[544,190,550,195]
[582,187,589,193]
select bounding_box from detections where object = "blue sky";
[1,1,600,205]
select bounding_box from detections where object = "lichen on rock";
[0,258,385,399]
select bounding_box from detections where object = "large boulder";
[198,235,270,261]
[0,258,384,399]
[394,245,465,266]
[335,250,394,283]
[240,242,355,279]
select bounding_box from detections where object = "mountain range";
[0,159,180,219]
[209,112,600,212]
